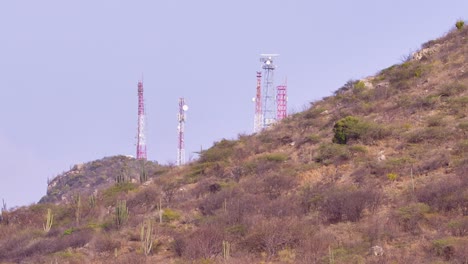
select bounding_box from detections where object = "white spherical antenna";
[182,105,189,111]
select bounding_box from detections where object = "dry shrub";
[296,228,335,263]
[320,186,380,223]
[0,231,34,260]
[223,192,260,226]
[198,187,238,216]
[416,175,468,214]
[113,252,147,264]
[259,195,302,218]
[438,82,467,96]
[396,203,430,234]
[261,173,297,200]
[447,217,468,237]
[405,127,450,144]
[94,234,121,252]
[0,228,93,261]
[242,216,302,258]
[127,185,160,214]
[182,225,224,260]
[414,151,450,175]
[454,157,468,178]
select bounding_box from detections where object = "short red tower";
[276,82,287,121]
[254,71,262,133]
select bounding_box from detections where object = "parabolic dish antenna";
[182,105,189,111]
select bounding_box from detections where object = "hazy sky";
[1,1,466,207]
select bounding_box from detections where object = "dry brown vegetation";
[0,25,467,263]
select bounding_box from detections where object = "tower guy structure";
[258,54,279,131]
[177,98,188,166]
[136,80,147,160]
[253,71,263,133]
[276,81,288,121]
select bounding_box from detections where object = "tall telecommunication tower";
[177,98,188,166]
[136,80,147,160]
[253,71,262,133]
[260,54,279,129]
[276,81,287,120]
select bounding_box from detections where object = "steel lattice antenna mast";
[253,71,263,133]
[136,80,147,160]
[260,54,279,129]
[177,98,188,166]
[276,78,287,121]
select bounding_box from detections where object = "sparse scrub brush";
[455,20,464,30]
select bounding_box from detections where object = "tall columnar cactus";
[43,208,54,232]
[115,200,129,228]
[89,194,96,208]
[74,194,81,225]
[140,219,153,256]
[158,198,163,224]
[223,240,231,260]
[139,160,148,183]
[1,199,8,225]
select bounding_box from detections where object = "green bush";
[349,145,367,153]
[103,183,136,202]
[162,208,180,222]
[306,134,321,144]
[259,153,288,162]
[199,139,236,163]
[455,20,464,30]
[458,121,468,131]
[387,173,398,181]
[333,116,360,144]
[332,116,390,144]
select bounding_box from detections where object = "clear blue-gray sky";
[1,0,466,207]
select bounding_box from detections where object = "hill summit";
[1,24,467,263]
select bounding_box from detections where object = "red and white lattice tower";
[276,81,287,120]
[253,71,263,133]
[136,80,147,160]
[177,98,188,166]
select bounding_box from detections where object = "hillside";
[0,24,467,264]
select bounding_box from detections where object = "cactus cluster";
[43,208,54,232]
[115,200,129,228]
[115,162,129,184]
[140,219,153,256]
